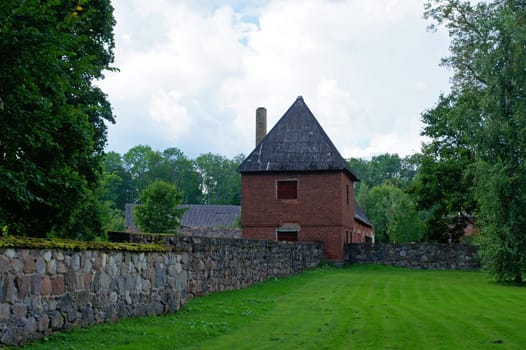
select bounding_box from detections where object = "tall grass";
[21,265,526,349]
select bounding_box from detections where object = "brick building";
[238,96,374,263]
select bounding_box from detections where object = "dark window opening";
[346,184,350,205]
[277,231,298,242]
[277,180,297,199]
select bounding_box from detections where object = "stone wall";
[169,236,321,297]
[179,227,241,239]
[0,237,322,346]
[345,243,480,270]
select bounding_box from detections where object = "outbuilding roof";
[354,200,373,228]
[180,204,241,228]
[237,96,359,181]
[124,204,241,230]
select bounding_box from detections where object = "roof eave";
[354,217,373,228]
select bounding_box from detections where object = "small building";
[237,96,374,263]
[353,200,374,243]
[124,203,241,238]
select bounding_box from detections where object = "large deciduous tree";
[358,183,425,243]
[349,154,423,243]
[348,153,418,189]
[424,0,526,282]
[160,148,202,204]
[195,153,242,205]
[122,146,202,205]
[134,180,184,233]
[0,0,116,238]
[410,92,478,242]
[123,145,164,202]
[99,151,133,211]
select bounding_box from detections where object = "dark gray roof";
[125,204,240,230]
[180,205,241,228]
[237,96,359,181]
[354,200,373,227]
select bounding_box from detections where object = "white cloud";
[101,2,253,99]
[311,78,370,151]
[101,0,451,158]
[149,90,192,140]
[345,133,421,160]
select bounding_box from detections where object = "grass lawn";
[21,265,526,350]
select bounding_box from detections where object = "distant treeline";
[98,145,244,232]
[98,148,465,244]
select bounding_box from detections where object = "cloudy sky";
[98,0,452,160]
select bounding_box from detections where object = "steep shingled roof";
[237,96,359,181]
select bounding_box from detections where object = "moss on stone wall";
[0,236,169,252]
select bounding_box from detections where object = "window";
[346,184,350,205]
[277,180,297,199]
[277,231,298,242]
[277,223,300,242]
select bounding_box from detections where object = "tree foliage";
[134,180,184,233]
[99,151,133,210]
[97,146,243,231]
[358,183,425,243]
[122,145,164,202]
[349,153,418,189]
[349,154,425,243]
[161,147,202,204]
[409,93,478,242]
[120,145,203,205]
[195,153,243,205]
[424,0,526,282]
[0,0,116,238]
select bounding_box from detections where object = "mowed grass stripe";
[187,269,362,350]
[21,265,526,350]
[445,274,526,348]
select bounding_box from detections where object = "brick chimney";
[255,107,267,146]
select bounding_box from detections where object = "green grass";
[21,265,526,350]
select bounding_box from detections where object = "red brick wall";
[241,171,356,261]
[340,174,355,228]
[353,221,374,243]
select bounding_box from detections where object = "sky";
[97,0,453,160]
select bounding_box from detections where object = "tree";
[425,0,526,282]
[123,145,163,202]
[95,152,130,233]
[99,151,133,210]
[358,183,424,243]
[134,180,184,233]
[121,146,203,204]
[195,153,242,205]
[349,154,423,242]
[0,0,116,238]
[348,153,418,189]
[387,193,427,244]
[160,148,201,204]
[409,93,478,242]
